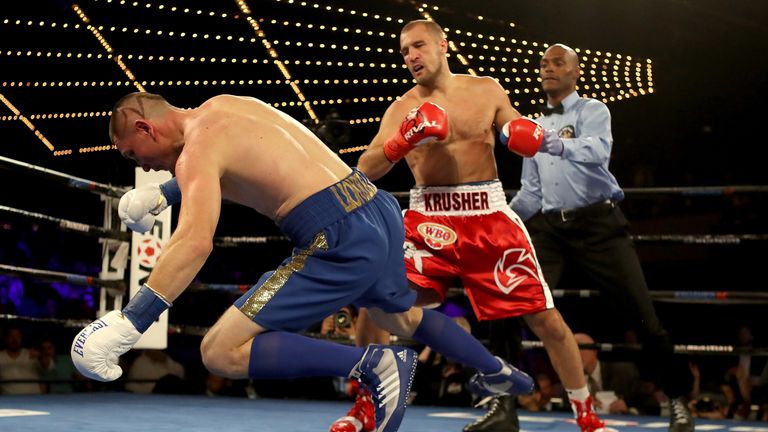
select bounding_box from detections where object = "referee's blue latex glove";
[538,130,564,156]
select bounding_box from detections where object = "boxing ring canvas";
[2,393,766,432]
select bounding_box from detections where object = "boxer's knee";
[368,306,423,336]
[355,308,391,346]
[201,306,263,378]
[199,333,226,376]
[200,335,250,379]
[414,287,442,309]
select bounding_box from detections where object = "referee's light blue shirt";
[509,91,625,221]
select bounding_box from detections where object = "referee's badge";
[558,125,575,138]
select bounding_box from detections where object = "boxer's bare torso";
[391,75,506,186]
[177,95,352,220]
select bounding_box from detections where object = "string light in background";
[266,18,398,40]
[349,116,383,124]
[79,145,116,153]
[2,47,406,71]
[338,145,369,154]
[0,17,266,48]
[0,15,652,99]
[0,94,399,124]
[19,3,144,156]
[271,39,396,55]
[238,0,319,124]
[270,95,397,108]
[271,0,406,25]
[0,34,651,109]
[0,49,108,60]
[0,13,644,77]
[93,0,235,19]
[0,92,55,151]
[70,3,145,92]
[1,77,413,89]
[4,0,654,156]
[29,111,110,120]
[2,81,132,88]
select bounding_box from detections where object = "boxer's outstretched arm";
[72,138,223,382]
[145,151,221,303]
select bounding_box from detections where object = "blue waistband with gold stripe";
[278,169,378,245]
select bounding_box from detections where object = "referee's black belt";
[543,199,615,222]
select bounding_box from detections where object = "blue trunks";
[233,169,416,332]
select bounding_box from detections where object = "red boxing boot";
[571,395,618,432]
[329,382,376,432]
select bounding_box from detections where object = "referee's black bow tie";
[541,104,564,116]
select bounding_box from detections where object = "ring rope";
[4,204,764,246]
[518,340,768,356]
[1,205,285,246]
[558,289,768,302]
[1,205,131,241]
[0,314,91,327]
[0,263,126,292]
[0,155,128,198]
[212,233,768,246]
[4,261,764,305]
[3,312,764,356]
[389,185,768,199]
[621,185,768,195]
[632,234,768,244]
[2,154,765,200]
[2,155,763,246]
[187,282,251,293]
[213,235,294,247]
[183,282,768,304]
[445,287,768,304]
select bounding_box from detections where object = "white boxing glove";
[118,183,169,234]
[70,310,142,382]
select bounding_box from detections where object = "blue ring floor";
[1,393,767,432]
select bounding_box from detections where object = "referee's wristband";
[122,284,171,333]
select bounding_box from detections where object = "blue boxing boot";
[349,345,417,432]
[468,356,534,397]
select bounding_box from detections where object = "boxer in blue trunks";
[72,92,534,432]
[232,169,415,334]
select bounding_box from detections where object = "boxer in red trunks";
[403,182,551,320]
[329,20,614,432]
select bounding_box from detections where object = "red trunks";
[404,180,553,320]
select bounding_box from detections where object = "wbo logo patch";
[417,222,457,250]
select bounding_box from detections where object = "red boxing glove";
[383,102,449,162]
[500,117,544,158]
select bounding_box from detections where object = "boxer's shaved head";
[109,92,170,144]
